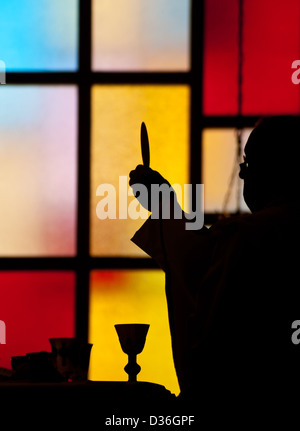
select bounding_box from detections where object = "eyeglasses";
[240,156,249,169]
[239,156,249,179]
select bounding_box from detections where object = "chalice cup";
[115,323,149,382]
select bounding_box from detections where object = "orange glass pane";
[202,128,251,213]
[91,85,190,256]
[88,270,180,396]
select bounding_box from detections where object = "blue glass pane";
[0,0,78,71]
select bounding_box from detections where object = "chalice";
[115,323,149,382]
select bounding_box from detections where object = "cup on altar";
[49,338,92,382]
[114,323,149,382]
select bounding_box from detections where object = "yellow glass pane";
[92,0,190,71]
[202,128,251,213]
[91,85,190,256]
[88,270,180,396]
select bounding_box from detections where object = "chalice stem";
[125,354,141,382]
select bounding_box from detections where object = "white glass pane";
[92,0,190,71]
[0,86,77,256]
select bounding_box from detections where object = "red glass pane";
[203,0,238,115]
[0,271,75,369]
[243,0,300,115]
[204,0,300,115]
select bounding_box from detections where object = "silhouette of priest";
[129,116,300,420]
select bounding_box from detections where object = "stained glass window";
[0,86,77,256]
[0,271,75,369]
[0,0,297,393]
[92,0,190,71]
[0,0,78,71]
[90,85,190,257]
[88,270,180,395]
